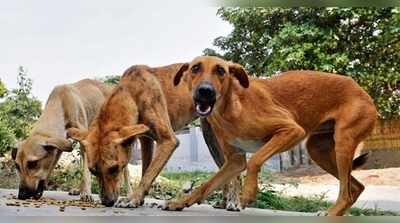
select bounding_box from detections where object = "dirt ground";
[275,165,400,186]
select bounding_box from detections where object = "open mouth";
[195,103,213,117]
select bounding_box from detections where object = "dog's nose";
[102,198,116,207]
[101,194,117,207]
[196,84,216,100]
[18,185,36,200]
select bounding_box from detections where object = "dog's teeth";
[196,104,211,115]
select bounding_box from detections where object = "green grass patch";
[160,170,214,186]
[253,185,400,216]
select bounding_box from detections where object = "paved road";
[273,184,400,212]
[0,189,310,216]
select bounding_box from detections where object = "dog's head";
[12,135,73,200]
[173,56,249,117]
[67,124,148,207]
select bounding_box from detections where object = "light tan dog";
[12,79,112,201]
[67,64,201,207]
[165,56,377,216]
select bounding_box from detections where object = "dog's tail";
[352,152,369,170]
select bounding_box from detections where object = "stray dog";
[164,56,377,216]
[67,64,204,207]
[11,79,112,201]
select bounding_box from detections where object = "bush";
[0,67,41,156]
[0,117,16,155]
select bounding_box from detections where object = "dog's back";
[257,71,377,131]
[121,64,195,131]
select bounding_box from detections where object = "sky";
[0,0,232,103]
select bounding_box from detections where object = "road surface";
[0,189,310,216]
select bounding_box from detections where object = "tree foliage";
[205,7,400,119]
[0,67,42,155]
[0,80,6,98]
[99,75,121,86]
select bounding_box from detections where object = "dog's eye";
[191,64,201,74]
[27,160,38,169]
[108,165,119,175]
[216,66,225,76]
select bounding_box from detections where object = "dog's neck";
[211,78,244,122]
[151,66,196,131]
[31,94,67,140]
[97,87,137,136]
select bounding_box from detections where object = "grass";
[160,170,214,186]
[253,185,399,216]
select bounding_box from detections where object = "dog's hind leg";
[306,133,365,216]
[325,104,376,216]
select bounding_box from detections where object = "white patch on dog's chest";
[228,138,265,153]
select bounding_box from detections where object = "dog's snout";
[103,198,116,207]
[195,83,216,101]
[18,180,45,200]
[101,194,117,207]
[18,185,36,200]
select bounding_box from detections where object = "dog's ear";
[174,63,189,86]
[67,127,88,142]
[114,124,149,145]
[41,138,73,152]
[229,63,249,88]
[10,146,18,160]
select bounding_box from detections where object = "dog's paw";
[316,211,329,216]
[114,197,144,208]
[68,188,80,196]
[240,194,255,210]
[240,186,257,209]
[80,192,94,202]
[226,200,240,212]
[162,201,186,211]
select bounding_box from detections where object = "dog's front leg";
[241,124,305,208]
[115,118,177,208]
[79,148,93,202]
[163,150,246,211]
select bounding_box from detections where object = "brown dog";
[165,56,377,216]
[12,79,112,201]
[67,64,204,207]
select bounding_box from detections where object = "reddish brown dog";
[67,64,201,207]
[165,56,377,216]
